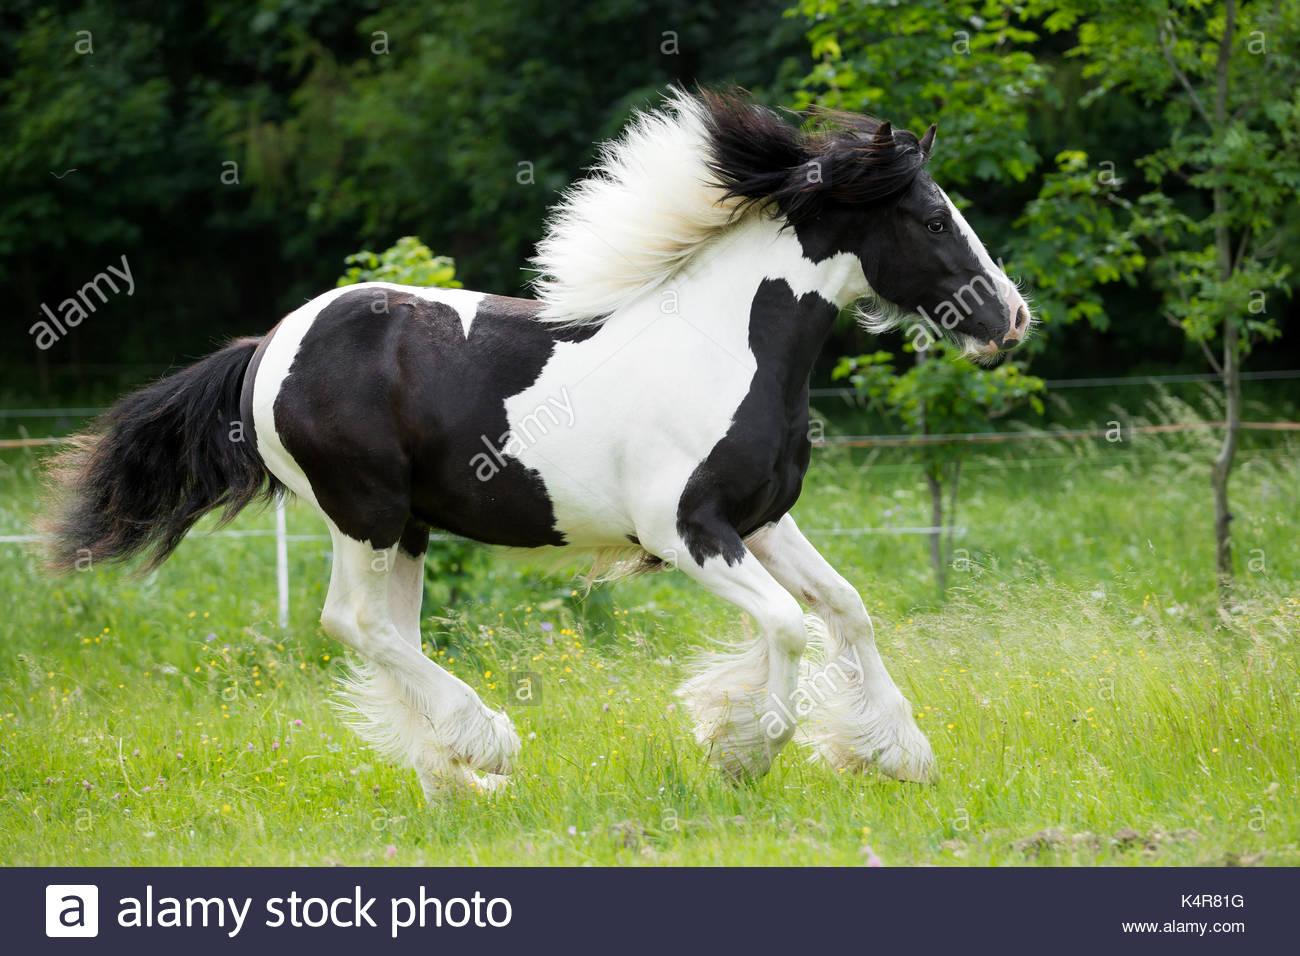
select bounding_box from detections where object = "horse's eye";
[926,219,946,234]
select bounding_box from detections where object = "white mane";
[530,89,748,324]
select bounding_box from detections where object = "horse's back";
[250,283,612,550]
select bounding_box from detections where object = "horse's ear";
[870,121,894,148]
[919,123,937,156]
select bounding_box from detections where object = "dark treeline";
[2,0,1296,398]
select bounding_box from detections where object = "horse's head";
[703,95,1031,362]
[849,122,1031,362]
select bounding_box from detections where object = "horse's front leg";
[646,518,810,780]
[748,514,935,782]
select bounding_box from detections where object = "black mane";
[699,88,928,225]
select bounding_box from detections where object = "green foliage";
[2,0,807,384]
[791,0,1053,473]
[790,1,1064,590]
[1013,150,1149,329]
[1024,0,1300,359]
[240,0,807,294]
[790,0,1299,369]
[0,8,169,257]
[5,0,1298,402]
[335,235,461,289]
[1016,0,1300,581]
[834,343,1045,442]
[791,0,1051,186]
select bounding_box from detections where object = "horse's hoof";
[419,764,510,801]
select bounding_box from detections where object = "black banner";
[7,866,1293,953]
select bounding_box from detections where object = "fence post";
[275,494,289,629]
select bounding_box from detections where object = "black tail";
[41,337,282,573]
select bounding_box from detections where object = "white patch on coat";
[940,190,1029,329]
[252,284,359,508]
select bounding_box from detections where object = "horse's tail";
[40,337,282,573]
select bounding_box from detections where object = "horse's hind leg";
[387,521,429,650]
[322,521,519,796]
[376,520,510,796]
[748,514,934,782]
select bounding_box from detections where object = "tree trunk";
[1212,316,1239,591]
[1210,0,1238,597]
[926,467,946,594]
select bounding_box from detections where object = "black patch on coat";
[675,279,837,566]
[272,289,595,550]
[399,519,430,559]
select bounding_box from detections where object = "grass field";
[1,394,1297,866]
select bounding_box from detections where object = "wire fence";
[815,420,1300,448]
[5,369,1300,422]
[807,367,1300,399]
[3,371,1297,626]
[0,496,971,629]
[6,418,1299,452]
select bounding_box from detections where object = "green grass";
[1,401,1297,866]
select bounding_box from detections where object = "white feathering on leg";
[795,625,936,782]
[678,639,782,780]
[332,657,514,796]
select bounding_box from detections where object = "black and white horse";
[45,89,1029,797]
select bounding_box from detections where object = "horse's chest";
[499,304,757,524]
[501,279,828,548]
[672,277,831,543]
[677,380,813,536]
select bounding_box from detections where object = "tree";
[834,342,1045,593]
[792,0,1055,593]
[1023,0,1300,591]
[2,0,809,386]
[791,0,1050,186]
[243,0,809,297]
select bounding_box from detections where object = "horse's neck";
[660,213,867,380]
[688,211,869,306]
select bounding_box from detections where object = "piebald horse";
[44,89,1030,798]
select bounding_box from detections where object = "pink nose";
[1003,303,1030,344]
